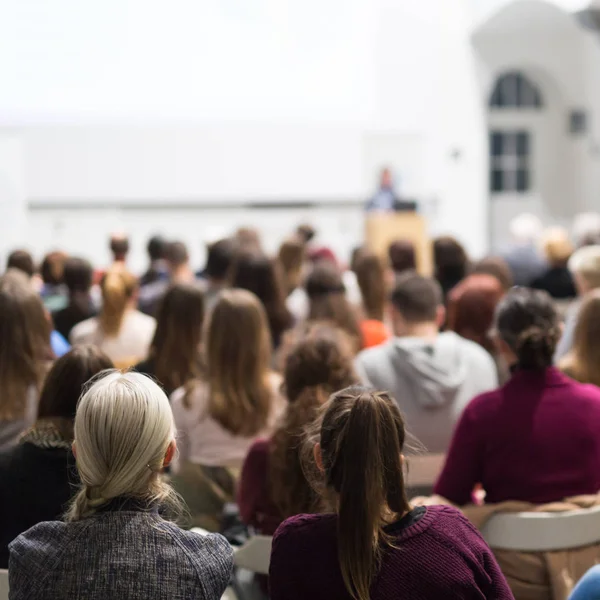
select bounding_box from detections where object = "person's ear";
[313,443,324,473]
[71,442,77,459]
[436,305,446,328]
[163,440,177,468]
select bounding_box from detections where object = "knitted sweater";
[269,505,514,600]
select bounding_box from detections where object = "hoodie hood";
[390,332,470,409]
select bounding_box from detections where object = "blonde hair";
[568,245,600,290]
[541,227,573,268]
[191,289,274,436]
[99,269,138,336]
[66,371,181,521]
[0,270,52,420]
[560,290,600,386]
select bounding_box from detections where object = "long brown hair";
[318,386,410,600]
[149,283,205,393]
[0,270,53,420]
[277,236,305,296]
[306,262,363,352]
[99,269,138,336]
[270,324,358,519]
[354,250,387,321]
[201,289,274,436]
[560,290,600,385]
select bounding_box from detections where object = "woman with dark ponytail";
[436,287,600,505]
[269,386,513,600]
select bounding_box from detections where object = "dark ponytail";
[495,288,559,370]
[319,386,410,600]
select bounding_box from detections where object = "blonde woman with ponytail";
[71,269,156,368]
[269,386,513,600]
[8,372,233,600]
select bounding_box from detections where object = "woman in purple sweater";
[269,386,514,600]
[435,288,600,505]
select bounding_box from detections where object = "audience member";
[354,273,497,453]
[500,213,546,286]
[354,249,390,348]
[108,232,129,267]
[560,290,600,386]
[6,249,35,279]
[52,257,97,340]
[170,289,285,529]
[306,261,363,353]
[572,212,600,248]
[388,240,417,275]
[135,283,205,395]
[446,274,507,382]
[532,227,576,299]
[0,270,54,451]
[8,371,233,600]
[269,386,513,600]
[39,251,68,311]
[472,256,514,291]
[433,236,469,300]
[435,288,600,505]
[71,269,156,368]
[201,237,238,311]
[229,249,294,348]
[235,227,263,251]
[139,235,168,286]
[555,245,600,360]
[239,324,358,534]
[277,235,305,297]
[569,565,600,600]
[296,223,316,246]
[0,345,113,568]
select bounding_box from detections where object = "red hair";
[446,274,504,353]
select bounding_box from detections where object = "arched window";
[489,71,543,109]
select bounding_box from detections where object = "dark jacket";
[52,300,97,341]
[532,267,577,299]
[0,441,77,568]
[9,501,234,600]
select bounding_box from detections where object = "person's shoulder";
[423,505,487,547]
[10,519,73,558]
[356,340,393,365]
[130,310,156,328]
[171,381,208,415]
[274,513,336,546]
[69,317,98,342]
[572,565,600,599]
[247,437,271,458]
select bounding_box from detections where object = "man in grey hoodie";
[354,273,498,454]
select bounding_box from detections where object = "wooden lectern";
[365,211,432,275]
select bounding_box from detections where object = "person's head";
[277,236,306,296]
[560,290,600,386]
[572,212,600,248]
[37,345,113,425]
[0,270,53,420]
[150,283,205,393]
[109,233,130,263]
[147,235,167,263]
[229,249,293,347]
[305,262,362,352]
[314,386,410,600]
[388,240,417,274]
[354,250,387,322]
[235,227,262,251]
[509,213,543,245]
[296,224,316,245]
[99,269,138,336]
[270,324,359,519]
[390,272,444,337]
[541,227,574,268]
[380,167,393,189]
[472,256,514,291]
[165,241,190,274]
[202,289,273,436]
[432,236,469,286]
[63,257,94,295]
[446,274,505,354]
[6,250,35,278]
[40,251,68,286]
[66,372,180,521]
[493,287,559,370]
[204,237,237,283]
[568,245,600,294]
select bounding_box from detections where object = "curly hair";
[269,323,358,519]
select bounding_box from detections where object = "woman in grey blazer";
[8,371,234,600]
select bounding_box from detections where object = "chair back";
[0,569,8,600]
[481,505,600,552]
[406,453,446,488]
[234,536,273,575]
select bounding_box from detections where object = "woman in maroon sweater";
[435,287,600,505]
[269,386,514,600]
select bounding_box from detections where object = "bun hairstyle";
[67,371,181,521]
[317,386,410,600]
[494,288,559,370]
[99,269,138,336]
